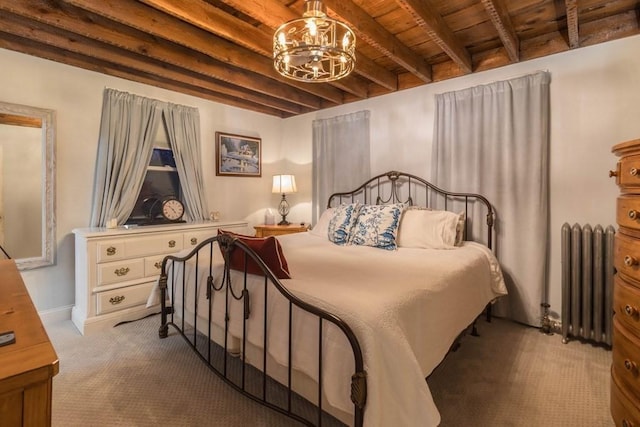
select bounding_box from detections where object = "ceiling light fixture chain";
[273,0,356,83]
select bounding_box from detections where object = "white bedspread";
[148,232,507,426]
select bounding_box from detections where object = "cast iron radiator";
[560,223,615,346]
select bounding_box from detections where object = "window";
[126,126,182,225]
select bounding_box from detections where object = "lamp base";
[278,219,290,226]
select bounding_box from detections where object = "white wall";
[0,48,284,314]
[2,33,640,322]
[284,34,640,322]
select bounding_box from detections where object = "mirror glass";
[0,101,55,269]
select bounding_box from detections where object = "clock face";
[162,198,184,221]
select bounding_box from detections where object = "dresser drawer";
[144,255,166,278]
[615,276,640,337]
[96,281,156,315]
[612,369,640,427]
[613,317,640,400]
[125,233,183,257]
[97,259,145,286]
[615,233,640,283]
[618,196,640,231]
[618,154,640,190]
[184,229,217,248]
[97,240,125,263]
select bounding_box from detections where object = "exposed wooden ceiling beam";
[0,0,324,111]
[321,0,433,83]
[0,113,42,128]
[395,0,472,74]
[0,33,288,117]
[481,0,520,62]
[0,14,308,116]
[64,0,345,105]
[219,0,398,91]
[565,0,579,49]
[138,0,369,99]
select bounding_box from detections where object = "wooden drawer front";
[612,370,640,427]
[97,259,144,286]
[125,233,183,257]
[613,317,640,399]
[144,255,166,277]
[618,155,640,189]
[616,233,640,283]
[184,230,217,248]
[97,241,125,263]
[615,276,640,337]
[96,281,156,315]
[619,196,640,231]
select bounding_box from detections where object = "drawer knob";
[168,240,176,248]
[624,255,638,267]
[114,267,130,277]
[631,167,639,176]
[629,209,640,220]
[624,359,638,375]
[154,261,162,269]
[624,304,638,317]
[609,170,619,177]
[106,246,117,256]
[109,295,125,305]
[191,237,197,245]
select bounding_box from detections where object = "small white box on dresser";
[72,220,248,335]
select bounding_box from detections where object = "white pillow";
[309,208,335,238]
[397,209,462,249]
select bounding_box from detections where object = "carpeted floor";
[46,315,613,426]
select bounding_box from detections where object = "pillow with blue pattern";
[350,203,406,250]
[327,203,361,245]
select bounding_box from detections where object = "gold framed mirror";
[0,101,55,269]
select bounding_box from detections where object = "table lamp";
[272,174,297,225]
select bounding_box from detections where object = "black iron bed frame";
[157,171,495,427]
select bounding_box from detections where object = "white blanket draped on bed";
[148,232,507,427]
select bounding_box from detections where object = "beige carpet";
[46,315,613,426]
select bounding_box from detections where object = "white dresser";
[72,220,248,335]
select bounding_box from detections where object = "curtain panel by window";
[90,89,208,227]
[90,89,161,227]
[312,110,371,224]
[432,71,551,326]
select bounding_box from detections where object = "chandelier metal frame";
[273,0,356,83]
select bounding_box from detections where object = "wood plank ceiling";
[0,1,638,118]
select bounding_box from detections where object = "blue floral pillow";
[350,203,406,250]
[328,203,361,245]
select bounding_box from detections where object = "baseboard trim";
[38,305,73,325]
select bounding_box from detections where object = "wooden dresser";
[72,220,248,335]
[611,138,640,426]
[0,259,59,426]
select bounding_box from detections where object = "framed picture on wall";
[215,131,262,177]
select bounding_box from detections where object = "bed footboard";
[157,233,366,427]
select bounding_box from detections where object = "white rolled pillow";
[309,207,336,238]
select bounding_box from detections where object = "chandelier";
[273,0,356,83]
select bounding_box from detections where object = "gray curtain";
[163,103,208,221]
[312,110,371,224]
[90,89,162,227]
[432,71,551,326]
[90,89,209,227]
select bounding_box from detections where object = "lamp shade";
[272,175,297,194]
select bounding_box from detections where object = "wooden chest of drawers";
[72,220,248,335]
[612,138,640,427]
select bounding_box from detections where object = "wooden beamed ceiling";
[0,0,638,118]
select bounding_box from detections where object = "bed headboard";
[327,170,495,249]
